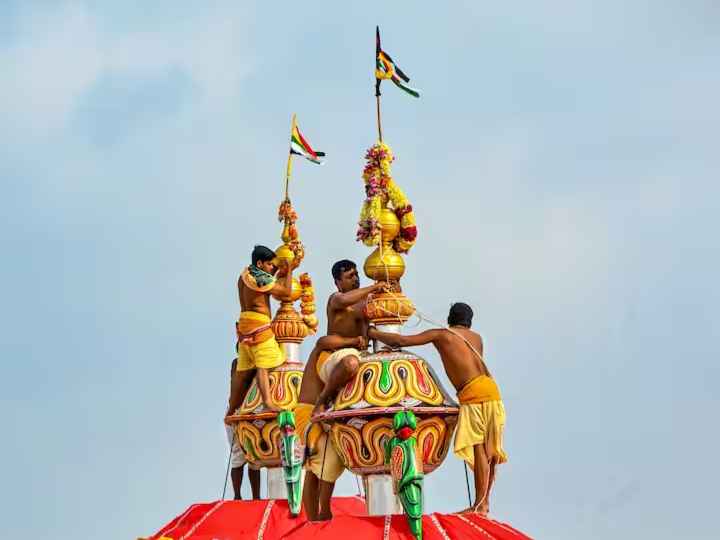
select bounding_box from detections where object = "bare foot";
[478,502,489,516]
[316,511,333,521]
[458,503,483,514]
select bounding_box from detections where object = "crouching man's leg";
[313,349,361,415]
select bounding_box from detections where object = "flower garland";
[356,142,417,253]
[277,199,305,267]
[299,272,318,333]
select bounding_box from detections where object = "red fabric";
[143,497,533,539]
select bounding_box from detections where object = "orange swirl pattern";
[331,415,454,474]
[240,368,303,413]
[235,419,282,467]
[334,358,444,410]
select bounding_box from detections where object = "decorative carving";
[321,352,458,476]
[278,411,303,516]
[234,364,303,468]
[386,411,423,540]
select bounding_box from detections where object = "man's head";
[448,302,473,328]
[251,245,277,274]
[332,259,360,292]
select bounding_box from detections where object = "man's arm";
[270,260,293,298]
[368,327,446,349]
[329,282,386,310]
[256,367,280,412]
[317,334,367,351]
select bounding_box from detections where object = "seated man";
[369,303,507,516]
[227,245,294,417]
[313,259,386,414]
[294,334,367,521]
[225,358,261,500]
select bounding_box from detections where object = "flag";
[290,117,325,165]
[375,27,420,98]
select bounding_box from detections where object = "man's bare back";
[368,325,491,392]
[434,327,490,390]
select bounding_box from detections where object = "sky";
[1,1,719,538]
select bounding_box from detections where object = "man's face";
[256,259,277,275]
[336,266,360,292]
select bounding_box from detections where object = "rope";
[463,462,472,507]
[222,428,236,500]
[319,427,330,482]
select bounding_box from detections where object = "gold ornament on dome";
[271,200,318,342]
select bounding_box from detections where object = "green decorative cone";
[386,410,424,540]
[278,411,303,516]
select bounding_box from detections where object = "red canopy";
[142,497,533,540]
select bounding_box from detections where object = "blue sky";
[1,1,718,538]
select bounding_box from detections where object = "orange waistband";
[457,375,501,404]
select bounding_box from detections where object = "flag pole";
[284,113,296,201]
[375,26,383,142]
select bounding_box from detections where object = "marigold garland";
[298,272,318,334]
[277,199,305,267]
[356,142,417,253]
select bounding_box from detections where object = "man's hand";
[368,326,379,340]
[373,281,390,293]
[276,258,290,276]
[355,335,369,350]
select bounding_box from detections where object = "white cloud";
[0,2,254,139]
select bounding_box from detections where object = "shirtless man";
[313,259,386,414]
[368,302,507,515]
[226,245,294,418]
[293,334,367,521]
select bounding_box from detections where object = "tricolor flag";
[375,27,420,98]
[290,117,325,165]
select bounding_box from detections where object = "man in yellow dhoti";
[294,333,367,521]
[225,245,294,419]
[369,302,506,516]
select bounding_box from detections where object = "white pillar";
[372,323,402,353]
[282,342,300,363]
[365,474,403,515]
[266,466,305,500]
[266,467,286,499]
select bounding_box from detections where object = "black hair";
[251,245,276,266]
[448,302,473,328]
[331,259,356,281]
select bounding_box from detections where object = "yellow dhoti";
[236,311,285,371]
[294,403,344,483]
[453,375,508,467]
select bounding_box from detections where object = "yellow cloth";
[315,348,360,384]
[454,376,507,466]
[294,403,322,448]
[236,312,285,371]
[457,375,501,404]
[236,311,274,345]
[293,403,344,483]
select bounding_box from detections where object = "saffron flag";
[375,27,420,98]
[290,119,325,165]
